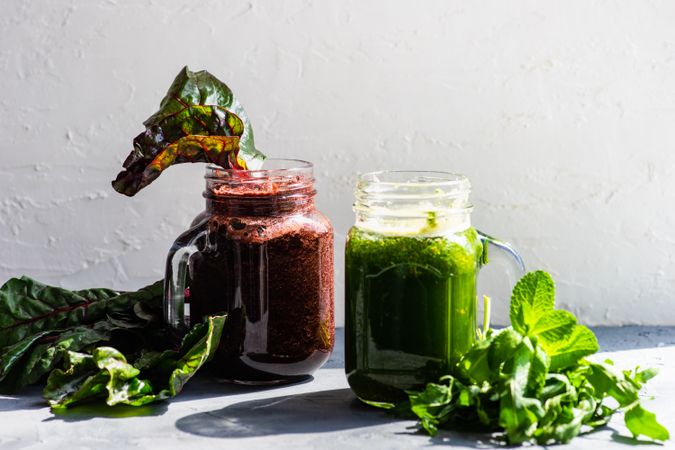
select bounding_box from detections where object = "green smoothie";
[345,226,484,404]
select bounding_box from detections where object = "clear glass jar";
[165,159,334,384]
[345,171,523,404]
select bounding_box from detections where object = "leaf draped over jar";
[112,66,265,196]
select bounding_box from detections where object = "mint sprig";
[400,270,669,445]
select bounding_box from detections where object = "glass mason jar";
[345,171,523,404]
[165,159,334,384]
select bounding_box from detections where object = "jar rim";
[355,170,472,202]
[357,170,470,189]
[205,158,313,180]
[353,170,473,232]
[204,158,315,200]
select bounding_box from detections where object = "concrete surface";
[1,327,675,449]
[3,1,675,327]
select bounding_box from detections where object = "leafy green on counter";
[44,315,225,410]
[0,277,226,412]
[112,66,265,196]
[398,271,669,445]
[0,276,120,348]
[0,278,164,393]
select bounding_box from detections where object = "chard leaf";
[94,347,155,406]
[0,276,120,348]
[510,271,555,334]
[625,404,670,441]
[0,331,51,384]
[43,351,105,408]
[0,277,162,349]
[0,279,163,393]
[112,66,265,196]
[7,322,114,389]
[44,315,226,410]
[547,326,599,372]
[163,315,225,395]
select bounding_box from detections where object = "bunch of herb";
[395,271,669,445]
[0,276,225,410]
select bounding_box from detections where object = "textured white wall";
[2,0,675,326]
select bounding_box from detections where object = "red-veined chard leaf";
[0,278,163,393]
[0,277,162,349]
[112,66,265,196]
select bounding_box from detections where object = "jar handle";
[477,230,526,274]
[164,222,209,331]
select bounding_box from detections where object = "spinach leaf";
[112,66,265,196]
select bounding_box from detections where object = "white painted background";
[2,0,675,326]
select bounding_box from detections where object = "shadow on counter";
[175,388,395,438]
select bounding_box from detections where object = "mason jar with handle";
[164,159,334,384]
[345,170,524,404]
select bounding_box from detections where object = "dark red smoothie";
[176,169,334,383]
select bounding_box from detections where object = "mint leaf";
[458,336,492,384]
[625,404,670,441]
[488,328,522,369]
[633,367,658,385]
[407,379,455,436]
[546,326,598,372]
[510,271,555,334]
[586,361,639,407]
[530,310,577,345]
[499,338,546,443]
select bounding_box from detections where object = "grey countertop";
[2,327,675,450]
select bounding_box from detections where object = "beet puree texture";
[181,179,334,383]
